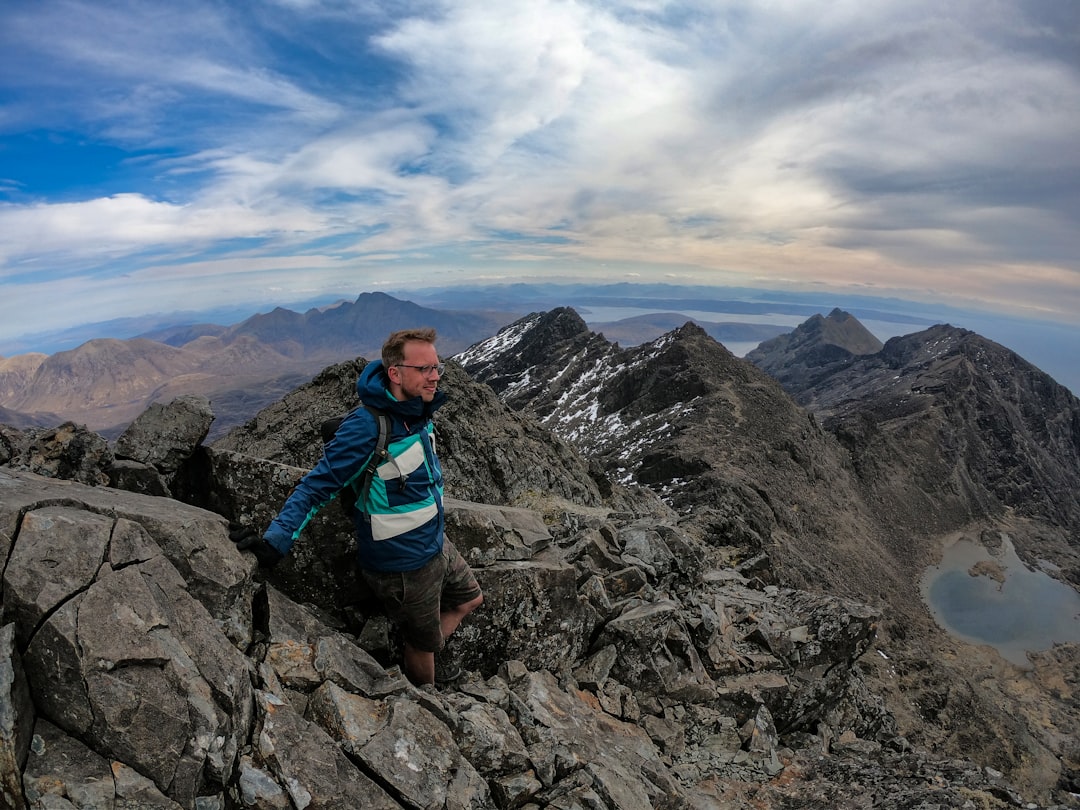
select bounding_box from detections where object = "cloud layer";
[1,0,1078,340]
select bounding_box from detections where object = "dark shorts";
[360,539,481,653]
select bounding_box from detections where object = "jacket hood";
[357,359,447,420]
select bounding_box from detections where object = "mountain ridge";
[457,306,1080,799]
[458,312,903,594]
[750,312,1080,536]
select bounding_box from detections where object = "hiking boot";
[434,656,463,688]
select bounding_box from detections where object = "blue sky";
[2,1,1079,376]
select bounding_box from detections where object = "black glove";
[228,525,284,569]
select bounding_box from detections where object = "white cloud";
[0,193,328,275]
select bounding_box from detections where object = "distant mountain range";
[460,305,1080,544]
[0,291,798,440]
[3,282,1077,443]
[0,292,513,439]
[6,280,1077,394]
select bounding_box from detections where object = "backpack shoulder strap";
[321,403,390,517]
[356,403,392,506]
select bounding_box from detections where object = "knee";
[462,592,483,615]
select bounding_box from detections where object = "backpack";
[320,402,392,517]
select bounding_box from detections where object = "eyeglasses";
[395,362,445,377]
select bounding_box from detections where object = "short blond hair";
[382,328,437,368]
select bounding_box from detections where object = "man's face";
[388,340,442,402]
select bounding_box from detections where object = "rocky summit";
[0,309,1077,809]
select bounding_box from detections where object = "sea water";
[578,305,927,357]
[921,533,1080,667]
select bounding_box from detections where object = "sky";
[2,1,1079,372]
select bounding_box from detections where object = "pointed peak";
[791,309,883,355]
[671,321,709,339]
[534,307,590,339]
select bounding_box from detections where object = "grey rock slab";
[465,558,599,677]
[23,718,184,809]
[254,690,402,810]
[453,700,533,778]
[489,771,542,809]
[13,422,113,486]
[23,598,92,735]
[573,644,618,691]
[1,506,111,644]
[444,498,553,564]
[312,686,492,810]
[236,754,292,809]
[0,469,255,647]
[263,586,405,697]
[618,525,676,579]
[596,600,717,701]
[511,669,690,809]
[16,542,253,804]
[305,681,390,755]
[107,458,171,497]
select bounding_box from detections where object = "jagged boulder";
[504,663,690,809]
[110,394,214,496]
[24,719,185,809]
[2,421,113,486]
[307,682,492,808]
[0,470,254,642]
[461,551,600,676]
[0,425,26,468]
[261,585,407,697]
[249,690,403,809]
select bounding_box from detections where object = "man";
[235,328,483,686]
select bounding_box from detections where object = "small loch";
[920,532,1080,668]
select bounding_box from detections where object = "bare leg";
[404,644,435,685]
[441,593,483,639]
[404,593,483,686]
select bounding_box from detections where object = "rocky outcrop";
[0,467,1042,809]
[113,394,214,475]
[110,394,215,496]
[0,395,216,499]
[0,421,114,486]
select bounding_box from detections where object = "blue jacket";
[263,360,447,572]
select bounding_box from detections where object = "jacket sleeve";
[262,409,378,555]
